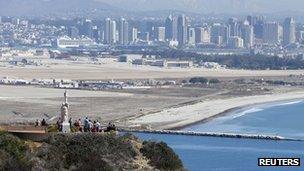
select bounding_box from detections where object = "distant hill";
[0,0,115,17]
[1,0,304,19]
[100,0,304,14]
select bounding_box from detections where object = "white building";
[56,36,95,48]
[105,18,117,44]
[119,18,129,45]
[241,23,254,48]
[155,27,166,42]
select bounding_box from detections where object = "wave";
[232,108,263,119]
[232,100,304,119]
[272,100,303,107]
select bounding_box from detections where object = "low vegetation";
[141,141,184,171]
[0,132,184,171]
[188,77,220,84]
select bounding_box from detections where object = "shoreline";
[129,91,304,130]
[171,98,304,130]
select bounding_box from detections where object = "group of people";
[55,117,117,133]
[35,119,47,127]
[35,116,117,133]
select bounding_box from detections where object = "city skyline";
[1,14,302,50]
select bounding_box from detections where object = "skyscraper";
[253,16,265,39]
[155,27,166,41]
[119,18,129,45]
[130,27,138,43]
[241,22,254,48]
[105,18,117,44]
[200,26,211,44]
[263,22,279,45]
[283,17,296,46]
[228,18,241,37]
[92,26,100,43]
[228,36,244,48]
[165,15,173,41]
[68,26,79,39]
[177,15,188,45]
[188,27,195,45]
[211,23,229,46]
[82,19,93,38]
[195,27,203,44]
[246,15,257,26]
[172,17,178,41]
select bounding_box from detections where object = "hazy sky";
[1,0,304,17]
[98,0,304,14]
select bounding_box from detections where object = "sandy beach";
[0,58,304,80]
[129,90,304,130]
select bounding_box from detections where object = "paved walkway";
[0,125,46,134]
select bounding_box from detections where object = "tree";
[189,77,208,84]
[209,78,220,84]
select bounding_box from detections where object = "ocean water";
[183,100,304,140]
[136,133,304,171]
[135,100,304,171]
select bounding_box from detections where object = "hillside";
[0,132,184,171]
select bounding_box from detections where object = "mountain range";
[1,0,304,17]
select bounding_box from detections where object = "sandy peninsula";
[129,90,304,130]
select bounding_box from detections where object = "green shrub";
[0,132,31,170]
[189,77,208,84]
[141,141,184,171]
[209,78,220,84]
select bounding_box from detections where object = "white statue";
[60,90,70,133]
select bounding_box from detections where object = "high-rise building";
[195,27,204,44]
[211,23,229,46]
[92,26,100,43]
[119,18,129,45]
[177,15,188,45]
[247,16,257,26]
[81,19,93,38]
[252,16,265,39]
[68,26,79,39]
[228,18,241,37]
[228,36,244,48]
[130,27,138,43]
[155,27,166,41]
[188,27,195,45]
[165,15,173,41]
[263,22,280,45]
[172,17,178,41]
[283,17,296,46]
[241,22,254,48]
[104,18,117,44]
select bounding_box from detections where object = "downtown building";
[241,21,254,48]
[263,22,280,45]
[283,17,296,46]
[211,23,229,46]
[119,18,129,45]
[104,18,117,44]
[177,15,188,45]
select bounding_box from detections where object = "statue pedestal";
[61,122,71,133]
